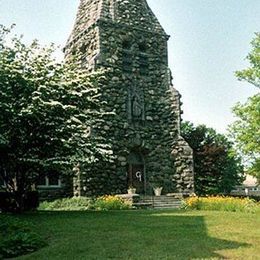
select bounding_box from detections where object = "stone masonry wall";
[64,0,194,196]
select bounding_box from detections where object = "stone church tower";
[64,0,194,196]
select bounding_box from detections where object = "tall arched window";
[122,40,132,72]
[139,42,149,75]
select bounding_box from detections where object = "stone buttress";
[64,0,194,196]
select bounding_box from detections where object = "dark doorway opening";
[127,152,145,194]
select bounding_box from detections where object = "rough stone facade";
[38,176,73,201]
[64,0,194,196]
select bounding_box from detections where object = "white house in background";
[231,175,260,197]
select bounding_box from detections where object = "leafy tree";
[0,25,113,212]
[235,32,260,88]
[181,122,244,195]
[230,33,260,182]
[229,95,260,182]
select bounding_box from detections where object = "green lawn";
[13,210,260,259]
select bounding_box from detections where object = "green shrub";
[182,196,258,213]
[39,196,131,212]
[0,215,46,259]
[93,195,131,211]
[38,197,94,211]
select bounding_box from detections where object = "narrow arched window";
[122,40,132,72]
[139,42,148,75]
[139,42,146,53]
[71,47,77,56]
[80,44,87,54]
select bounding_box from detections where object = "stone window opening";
[71,47,77,56]
[0,168,7,188]
[122,40,132,72]
[0,177,6,188]
[139,42,147,53]
[80,44,86,53]
[138,42,149,75]
[122,40,132,50]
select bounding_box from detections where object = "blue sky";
[0,0,259,133]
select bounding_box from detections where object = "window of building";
[80,43,87,54]
[0,177,6,188]
[122,40,132,72]
[122,40,131,50]
[0,169,7,188]
[139,42,146,52]
[37,172,61,188]
[139,43,149,75]
[139,54,148,75]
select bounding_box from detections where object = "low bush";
[38,197,94,211]
[0,191,39,213]
[0,215,46,259]
[39,196,131,212]
[93,195,131,211]
[182,196,258,213]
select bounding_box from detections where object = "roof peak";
[66,0,167,45]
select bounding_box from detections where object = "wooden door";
[128,164,144,194]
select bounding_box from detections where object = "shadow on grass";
[17,210,250,259]
[147,211,249,259]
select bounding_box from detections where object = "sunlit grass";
[8,209,259,260]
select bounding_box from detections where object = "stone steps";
[138,195,183,209]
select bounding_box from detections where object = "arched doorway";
[127,152,145,194]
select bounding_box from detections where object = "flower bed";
[93,195,131,211]
[182,196,258,213]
